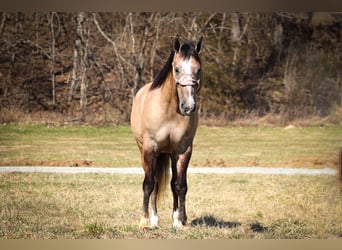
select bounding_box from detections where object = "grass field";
[0,172,341,239]
[0,124,341,168]
[0,124,341,239]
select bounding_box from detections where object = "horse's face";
[172,37,203,116]
[173,54,201,115]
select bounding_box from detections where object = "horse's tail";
[155,153,170,203]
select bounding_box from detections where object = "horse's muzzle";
[180,102,196,116]
[177,82,197,116]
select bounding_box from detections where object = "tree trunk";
[50,12,56,106]
[80,25,90,110]
[273,22,283,64]
[130,12,154,96]
[68,12,84,104]
[150,13,161,79]
[93,13,125,87]
[231,13,250,76]
[128,12,139,96]
[231,12,240,42]
[231,12,241,70]
[0,12,7,36]
[218,12,226,50]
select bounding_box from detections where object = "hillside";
[0,12,341,126]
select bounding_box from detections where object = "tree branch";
[93,13,126,84]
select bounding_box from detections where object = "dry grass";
[0,124,341,238]
[0,172,341,239]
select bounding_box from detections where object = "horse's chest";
[148,116,196,154]
[164,122,194,153]
[169,126,190,145]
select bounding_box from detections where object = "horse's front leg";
[150,180,159,228]
[171,145,192,229]
[140,149,156,230]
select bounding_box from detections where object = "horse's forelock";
[180,42,200,62]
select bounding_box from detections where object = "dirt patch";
[0,159,104,168]
[193,157,339,169]
[1,156,339,169]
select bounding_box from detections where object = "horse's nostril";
[191,103,196,112]
[180,102,196,115]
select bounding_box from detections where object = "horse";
[130,35,204,230]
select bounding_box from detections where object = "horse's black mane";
[150,41,200,90]
[150,50,175,90]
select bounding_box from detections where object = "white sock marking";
[172,210,183,229]
[150,211,159,228]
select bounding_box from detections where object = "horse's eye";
[175,67,180,74]
[196,69,201,77]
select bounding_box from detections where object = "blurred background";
[0,12,341,126]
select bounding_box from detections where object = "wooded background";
[0,12,341,125]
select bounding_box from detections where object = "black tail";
[155,153,170,203]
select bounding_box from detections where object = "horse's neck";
[160,72,178,110]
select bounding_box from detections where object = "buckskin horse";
[130,35,204,230]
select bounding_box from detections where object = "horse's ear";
[196,36,204,54]
[174,35,181,52]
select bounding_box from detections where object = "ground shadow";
[190,215,241,229]
[191,215,269,233]
[249,221,268,232]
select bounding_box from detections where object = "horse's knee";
[175,180,187,196]
[143,177,154,195]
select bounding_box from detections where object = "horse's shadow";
[190,215,268,232]
[190,215,241,229]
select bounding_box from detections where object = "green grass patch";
[84,221,106,237]
[0,124,341,168]
[193,126,342,168]
[0,125,139,167]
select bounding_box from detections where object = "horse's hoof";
[172,223,188,231]
[172,210,187,230]
[139,217,150,231]
[150,213,159,229]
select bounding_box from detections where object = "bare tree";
[231,12,250,73]
[67,12,90,113]
[50,12,56,106]
[217,12,226,50]
[273,19,283,64]
[80,18,90,110]
[0,12,7,36]
[129,12,155,96]
[68,12,84,104]
[0,12,341,124]
[231,12,241,42]
[149,13,161,80]
[93,13,125,86]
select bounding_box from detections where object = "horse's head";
[172,36,203,116]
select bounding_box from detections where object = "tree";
[50,12,56,106]
[68,12,90,113]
